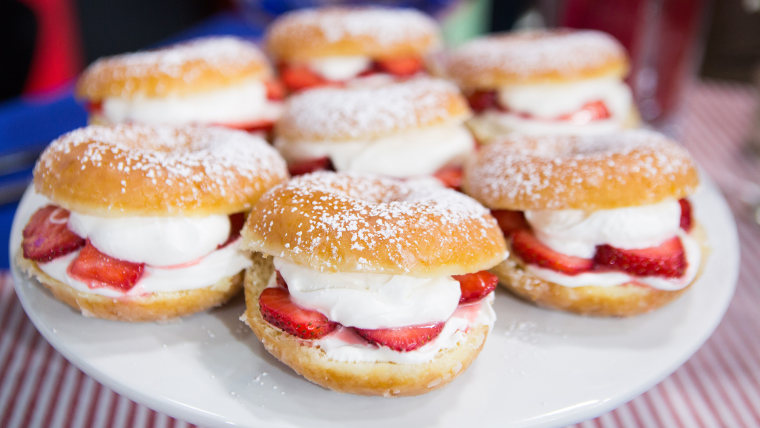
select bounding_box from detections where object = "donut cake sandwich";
[275,77,473,187]
[462,130,706,316]
[266,6,441,92]
[76,36,284,134]
[240,172,507,396]
[15,124,288,321]
[442,29,639,142]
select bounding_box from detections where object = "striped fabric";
[1,80,758,428]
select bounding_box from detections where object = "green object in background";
[440,0,491,46]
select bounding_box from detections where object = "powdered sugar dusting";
[270,7,438,47]
[246,172,506,273]
[82,36,267,86]
[278,78,466,140]
[464,130,698,210]
[445,29,625,83]
[36,124,287,214]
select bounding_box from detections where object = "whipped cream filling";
[526,230,700,290]
[525,200,681,258]
[521,199,700,290]
[315,294,496,364]
[473,77,632,136]
[38,239,250,298]
[275,123,474,177]
[273,257,461,329]
[306,56,372,81]
[68,212,230,266]
[101,78,283,126]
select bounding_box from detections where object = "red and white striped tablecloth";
[1,80,759,428]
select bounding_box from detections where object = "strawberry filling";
[502,199,694,280]
[261,270,495,350]
[22,205,85,262]
[279,56,424,92]
[217,212,247,249]
[432,165,464,189]
[68,241,145,291]
[466,90,611,122]
[288,156,335,176]
[86,101,103,114]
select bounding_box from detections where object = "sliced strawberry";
[511,230,594,275]
[467,90,500,113]
[374,56,423,77]
[264,79,286,101]
[280,64,330,92]
[433,165,463,189]
[355,322,445,352]
[594,236,686,278]
[22,205,85,262]
[217,212,247,249]
[259,287,336,339]
[453,271,498,303]
[556,100,611,123]
[491,209,530,237]
[86,101,103,114]
[219,119,275,133]
[288,156,334,176]
[679,199,693,232]
[275,271,288,290]
[68,241,145,291]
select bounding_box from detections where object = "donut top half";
[242,172,508,276]
[462,130,699,211]
[34,124,289,217]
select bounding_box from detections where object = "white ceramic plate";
[10,179,738,428]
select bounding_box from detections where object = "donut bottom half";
[15,251,243,322]
[242,253,490,397]
[492,225,708,317]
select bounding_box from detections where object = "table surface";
[1,14,760,428]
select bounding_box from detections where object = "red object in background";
[20,0,82,95]
[561,0,704,125]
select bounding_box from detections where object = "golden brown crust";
[462,130,699,211]
[265,7,441,62]
[491,226,708,317]
[443,29,629,90]
[76,37,272,100]
[34,124,288,217]
[242,255,489,396]
[465,102,641,144]
[275,78,471,142]
[242,172,507,275]
[16,251,243,322]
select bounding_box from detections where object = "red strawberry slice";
[679,199,693,232]
[275,271,288,290]
[491,209,530,237]
[556,100,611,123]
[467,90,500,113]
[453,271,498,303]
[280,64,330,92]
[68,241,145,291]
[219,119,275,133]
[259,287,337,339]
[264,79,286,101]
[217,212,247,249]
[354,322,445,352]
[433,165,463,189]
[86,101,103,114]
[288,156,334,176]
[22,205,85,262]
[374,56,423,77]
[593,236,687,278]
[511,230,594,275]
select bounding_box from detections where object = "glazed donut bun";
[18,124,288,321]
[274,77,473,186]
[241,172,507,395]
[440,29,638,141]
[462,130,706,316]
[76,36,284,133]
[265,7,441,92]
